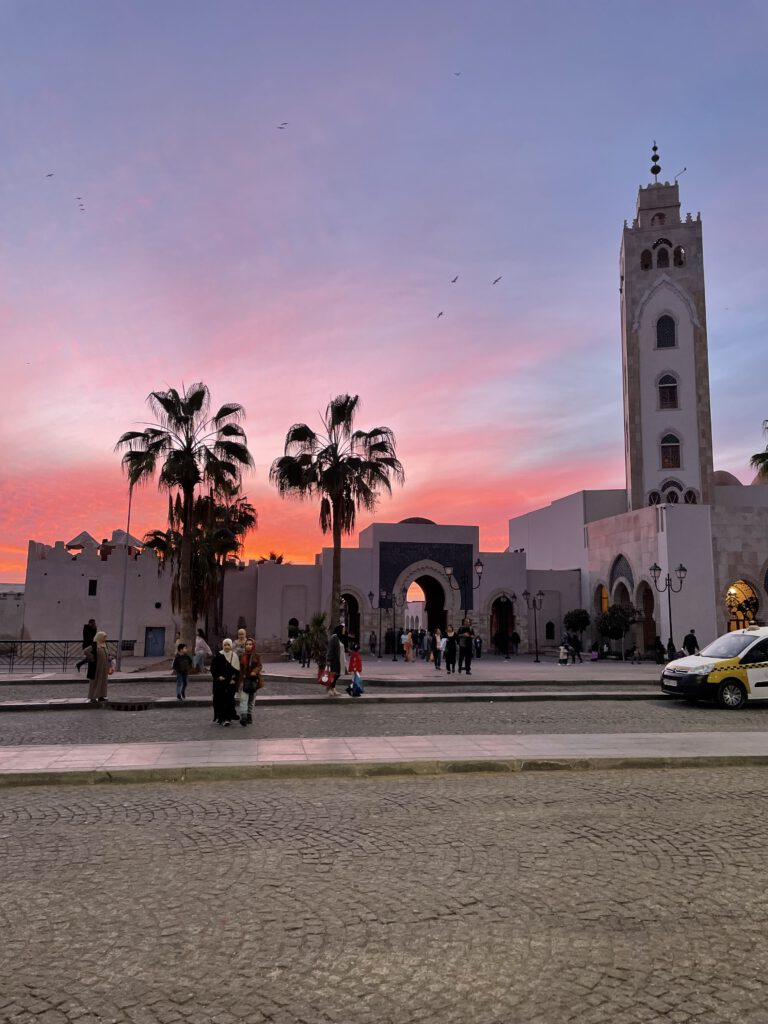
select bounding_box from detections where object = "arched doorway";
[725,579,759,631]
[613,581,631,609]
[490,595,515,654]
[408,575,446,633]
[635,583,656,652]
[340,593,361,645]
[594,584,609,616]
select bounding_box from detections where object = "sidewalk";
[1,730,767,787]
[2,656,664,686]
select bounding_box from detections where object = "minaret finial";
[650,141,661,183]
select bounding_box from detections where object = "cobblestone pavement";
[1,697,767,746]
[2,768,768,1023]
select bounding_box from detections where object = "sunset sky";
[2,0,767,582]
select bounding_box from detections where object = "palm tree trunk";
[179,486,196,647]
[330,502,342,628]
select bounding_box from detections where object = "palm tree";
[270,394,404,623]
[751,420,768,480]
[142,493,257,642]
[116,382,254,646]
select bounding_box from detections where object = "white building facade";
[509,149,768,651]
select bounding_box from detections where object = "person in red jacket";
[346,644,364,697]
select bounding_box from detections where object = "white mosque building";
[13,150,768,655]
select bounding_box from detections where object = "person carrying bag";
[323,625,345,697]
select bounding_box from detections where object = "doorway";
[408,575,446,633]
[340,593,361,645]
[144,627,166,657]
[725,579,759,630]
[490,596,515,653]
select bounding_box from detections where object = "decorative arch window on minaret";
[660,433,681,469]
[673,245,686,266]
[641,249,652,270]
[656,247,670,268]
[658,374,679,409]
[656,315,676,348]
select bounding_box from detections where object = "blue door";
[144,627,166,657]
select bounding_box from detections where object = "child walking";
[346,644,364,697]
[172,642,193,700]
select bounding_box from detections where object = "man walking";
[682,629,700,656]
[76,619,97,673]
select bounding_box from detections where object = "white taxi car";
[661,626,768,709]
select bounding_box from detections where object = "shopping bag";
[317,666,337,688]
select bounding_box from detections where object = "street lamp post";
[649,563,687,652]
[368,588,388,659]
[443,557,484,619]
[522,589,544,663]
[390,586,408,661]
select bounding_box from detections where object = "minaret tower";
[620,144,714,510]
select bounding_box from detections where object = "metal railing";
[0,640,134,673]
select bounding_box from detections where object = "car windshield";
[699,634,757,659]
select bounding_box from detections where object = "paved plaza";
[3,768,768,1024]
[2,698,768,748]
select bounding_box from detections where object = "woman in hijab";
[86,630,110,702]
[210,638,240,726]
[238,638,264,726]
[443,625,458,675]
[403,631,414,662]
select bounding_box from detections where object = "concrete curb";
[0,690,664,712]
[0,673,662,688]
[1,752,766,788]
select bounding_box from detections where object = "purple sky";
[1,0,767,580]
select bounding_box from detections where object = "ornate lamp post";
[522,589,544,663]
[390,586,408,661]
[443,557,484,618]
[649,563,687,651]
[368,589,388,659]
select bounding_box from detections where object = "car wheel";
[716,679,747,710]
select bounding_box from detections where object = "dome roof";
[712,470,743,487]
[398,517,437,525]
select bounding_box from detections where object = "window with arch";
[545,621,555,641]
[684,489,698,504]
[648,490,662,505]
[660,433,681,469]
[658,374,679,410]
[656,315,676,348]
[640,249,652,271]
[656,247,670,268]
[673,245,686,267]
[651,212,666,226]
[665,489,679,503]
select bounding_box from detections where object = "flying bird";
[437,311,444,318]
[277,122,288,129]
[454,72,461,76]
[492,276,502,285]
[45,173,54,177]
[451,275,459,283]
